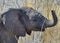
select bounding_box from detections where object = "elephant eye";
[33,19,37,21]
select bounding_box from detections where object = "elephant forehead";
[26,9,42,19]
[21,7,43,20]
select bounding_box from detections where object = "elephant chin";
[45,10,58,27]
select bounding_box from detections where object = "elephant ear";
[18,15,32,35]
[18,10,32,35]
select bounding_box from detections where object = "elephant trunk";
[45,10,58,27]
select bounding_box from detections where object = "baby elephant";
[1,7,58,38]
[0,21,18,43]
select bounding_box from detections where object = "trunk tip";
[51,10,55,13]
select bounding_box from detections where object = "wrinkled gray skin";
[1,7,58,38]
[0,22,17,43]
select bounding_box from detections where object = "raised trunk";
[45,10,58,27]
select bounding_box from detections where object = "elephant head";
[1,7,58,37]
[21,7,58,34]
